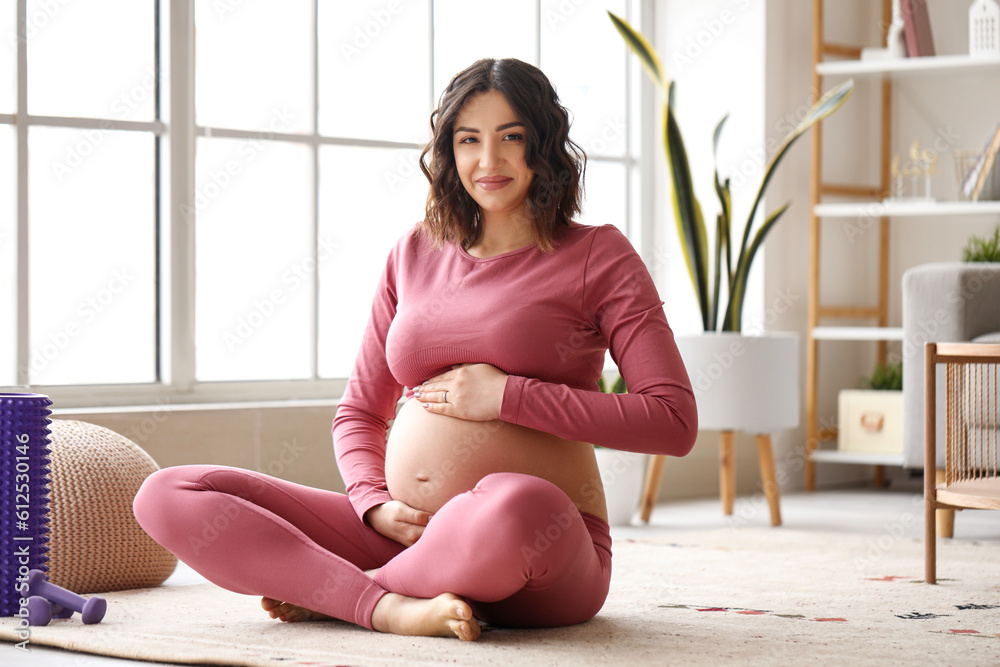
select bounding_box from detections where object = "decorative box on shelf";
[837,389,904,454]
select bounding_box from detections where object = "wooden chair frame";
[924,342,1000,584]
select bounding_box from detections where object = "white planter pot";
[675,332,801,434]
[594,448,646,526]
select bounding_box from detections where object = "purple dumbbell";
[24,596,72,626]
[52,602,75,619]
[27,570,107,625]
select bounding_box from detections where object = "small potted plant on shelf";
[594,374,646,526]
[962,224,1000,263]
[838,361,904,455]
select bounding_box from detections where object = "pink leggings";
[133,467,612,630]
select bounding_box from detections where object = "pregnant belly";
[385,399,607,520]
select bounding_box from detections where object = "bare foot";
[260,597,333,623]
[371,592,480,641]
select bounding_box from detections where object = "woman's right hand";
[365,500,432,547]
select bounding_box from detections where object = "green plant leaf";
[722,177,733,286]
[865,361,903,390]
[722,202,790,331]
[664,92,711,330]
[712,114,729,159]
[740,80,854,258]
[608,11,665,89]
[712,118,732,247]
[962,224,1000,262]
[711,213,724,331]
[597,374,627,393]
[726,79,854,331]
[711,115,732,331]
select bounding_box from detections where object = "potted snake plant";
[609,12,853,435]
[609,13,853,522]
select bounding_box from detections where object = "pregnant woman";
[134,58,697,641]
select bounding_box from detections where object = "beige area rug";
[2,527,1000,666]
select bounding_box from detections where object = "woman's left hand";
[415,363,507,421]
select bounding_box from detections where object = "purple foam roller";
[1,393,52,618]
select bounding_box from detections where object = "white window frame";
[3,0,656,410]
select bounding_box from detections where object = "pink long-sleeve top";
[332,222,698,520]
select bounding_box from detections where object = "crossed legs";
[134,466,611,637]
[375,472,612,627]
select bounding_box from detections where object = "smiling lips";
[476,175,513,191]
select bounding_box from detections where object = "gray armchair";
[902,262,1000,470]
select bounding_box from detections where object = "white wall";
[761,0,823,491]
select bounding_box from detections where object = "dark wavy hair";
[419,58,586,252]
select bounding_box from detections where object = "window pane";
[578,159,626,233]
[541,0,627,158]
[0,127,14,385]
[318,0,430,143]
[432,0,537,97]
[28,127,156,386]
[318,146,428,378]
[196,0,312,134]
[27,0,155,120]
[0,3,13,114]
[195,138,313,382]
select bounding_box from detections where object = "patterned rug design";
[2,527,999,666]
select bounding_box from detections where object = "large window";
[5,0,161,390]
[2,0,647,405]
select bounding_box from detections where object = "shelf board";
[816,54,1000,77]
[814,200,1000,218]
[812,326,903,341]
[810,449,905,466]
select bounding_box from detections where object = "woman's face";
[452,89,535,225]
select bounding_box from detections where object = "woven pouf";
[47,419,177,594]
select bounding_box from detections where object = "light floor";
[12,486,1000,666]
